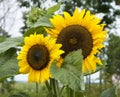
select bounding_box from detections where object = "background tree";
[18,0,46,8]
[106,33,120,75]
[0,27,8,37]
[0,0,22,37]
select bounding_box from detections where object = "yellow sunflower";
[17,34,64,83]
[46,8,107,73]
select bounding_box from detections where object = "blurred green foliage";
[106,33,120,74]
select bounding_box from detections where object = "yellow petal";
[19,65,30,74]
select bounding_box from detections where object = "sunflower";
[46,8,107,73]
[17,34,64,83]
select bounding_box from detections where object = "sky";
[0,0,23,37]
[0,0,120,82]
[1,0,58,37]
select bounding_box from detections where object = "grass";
[0,82,48,97]
[0,82,120,97]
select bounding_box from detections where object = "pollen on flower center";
[56,25,93,59]
[27,44,49,70]
[69,37,77,44]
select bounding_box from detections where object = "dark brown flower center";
[56,25,93,59]
[27,44,49,70]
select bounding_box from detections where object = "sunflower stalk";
[45,81,51,92]
[50,78,60,97]
[70,88,75,97]
[54,79,60,97]
[36,82,38,93]
[59,86,65,97]
[115,84,119,97]
[66,85,75,97]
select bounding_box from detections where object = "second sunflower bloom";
[46,8,107,73]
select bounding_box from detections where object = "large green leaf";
[0,37,23,54]
[100,87,117,97]
[50,50,85,92]
[46,2,61,14]
[33,15,52,28]
[0,48,18,82]
[23,26,47,37]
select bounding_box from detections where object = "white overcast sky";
[0,0,22,37]
[0,0,57,37]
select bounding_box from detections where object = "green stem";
[66,86,75,97]
[115,85,119,97]
[70,88,75,97]
[36,82,38,93]
[50,78,60,97]
[59,86,65,97]
[66,86,70,97]
[45,80,51,92]
[50,78,55,97]
[45,79,63,97]
[54,80,60,97]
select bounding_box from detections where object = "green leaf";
[0,37,23,54]
[47,2,61,14]
[0,48,18,81]
[23,26,47,37]
[25,15,52,37]
[100,87,117,97]
[33,15,52,28]
[50,50,85,92]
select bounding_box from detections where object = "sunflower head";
[17,33,64,83]
[46,8,107,73]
